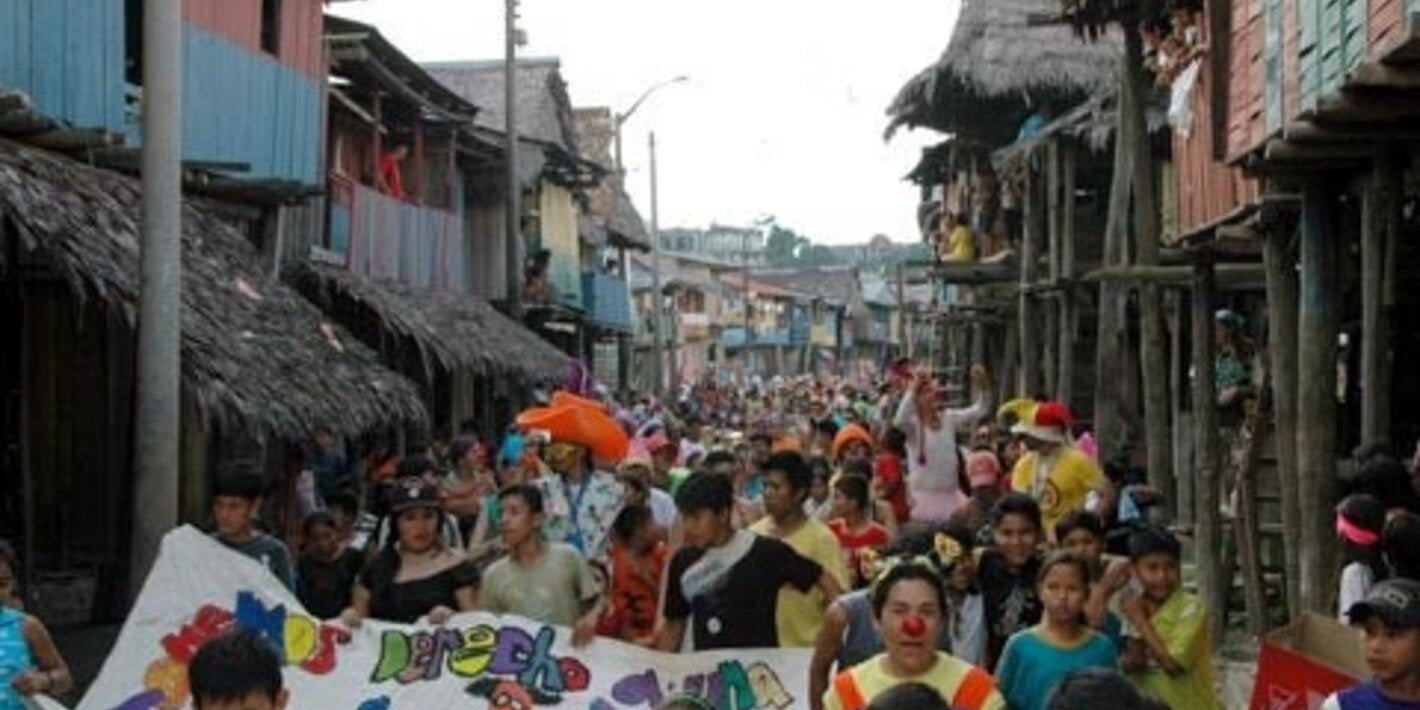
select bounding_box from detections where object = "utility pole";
[648,132,665,398]
[131,0,183,595]
[504,0,522,317]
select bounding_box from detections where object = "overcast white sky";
[335,1,960,245]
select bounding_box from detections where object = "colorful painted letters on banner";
[77,527,811,709]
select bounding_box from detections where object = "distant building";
[661,224,766,266]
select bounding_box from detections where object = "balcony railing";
[581,271,633,333]
[328,175,468,291]
[679,312,712,340]
[721,327,790,349]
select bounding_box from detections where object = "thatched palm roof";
[293,263,568,384]
[0,138,426,439]
[885,0,1121,145]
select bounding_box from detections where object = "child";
[1056,510,1131,645]
[977,493,1045,670]
[0,541,71,706]
[1045,668,1165,709]
[865,682,953,710]
[874,428,911,524]
[1119,527,1219,710]
[1337,493,1387,622]
[822,557,1004,709]
[296,512,364,620]
[996,551,1119,709]
[1323,578,1420,709]
[806,461,835,521]
[480,485,603,647]
[211,467,295,590]
[188,629,287,710]
[828,475,892,588]
[599,505,668,643]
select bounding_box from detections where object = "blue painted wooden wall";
[177,24,322,185]
[0,0,127,134]
[0,3,321,186]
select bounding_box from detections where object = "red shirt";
[377,152,406,200]
[829,518,891,587]
[598,540,668,641]
[874,453,910,523]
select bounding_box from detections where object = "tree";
[765,222,809,267]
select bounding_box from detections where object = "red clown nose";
[901,615,927,638]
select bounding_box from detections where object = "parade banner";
[78,527,811,710]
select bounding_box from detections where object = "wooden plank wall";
[183,0,323,79]
[1228,0,1268,159]
[21,284,135,621]
[0,0,127,133]
[343,180,469,293]
[1370,0,1409,55]
[1176,58,1262,235]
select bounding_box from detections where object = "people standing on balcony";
[894,365,992,524]
[375,143,408,200]
[523,249,555,304]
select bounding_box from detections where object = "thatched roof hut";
[292,262,569,384]
[885,0,1121,145]
[0,138,427,439]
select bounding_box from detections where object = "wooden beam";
[1285,120,1420,143]
[24,128,121,151]
[1345,61,1420,90]
[1264,138,1379,163]
[1264,227,1302,619]
[1084,263,1266,285]
[1019,156,1041,398]
[1311,90,1420,122]
[1058,142,1078,409]
[1360,151,1401,445]
[1296,177,1342,614]
[1190,252,1226,648]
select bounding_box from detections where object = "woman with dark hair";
[1336,493,1387,621]
[0,540,72,706]
[340,478,479,626]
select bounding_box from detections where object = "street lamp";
[614,75,687,399]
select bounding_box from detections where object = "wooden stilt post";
[1235,376,1271,636]
[1361,151,1399,446]
[1264,226,1303,619]
[1058,142,1078,409]
[1043,141,1062,398]
[1296,177,1341,614]
[1095,54,1134,458]
[1020,156,1041,398]
[1191,250,1226,647]
[1125,21,1175,520]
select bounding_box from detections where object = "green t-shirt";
[1130,590,1220,710]
[481,542,599,627]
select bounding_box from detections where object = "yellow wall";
[539,182,582,306]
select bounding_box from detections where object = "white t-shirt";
[1338,561,1374,623]
[649,487,678,530]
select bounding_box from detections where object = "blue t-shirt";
[0,607,33,710]
[996,626,1118,710]
[1330,682,1420,710]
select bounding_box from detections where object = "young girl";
[1337,493,1388,622]
[822,557,1005,710]
[1056,510,1131,646]
[829,475,892,588]
[995,550,1119,709]
[0,541,72,708]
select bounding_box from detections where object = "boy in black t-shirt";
[977,493,1044,670]
[296,512,364,620]
[654,472,839,651]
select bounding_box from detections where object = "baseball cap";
[386,477,441,515]
[1347,578,1420,628]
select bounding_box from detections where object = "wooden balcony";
[327,175,469,291]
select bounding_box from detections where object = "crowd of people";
[10,356,1420,709]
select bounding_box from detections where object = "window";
[260,0,282,55]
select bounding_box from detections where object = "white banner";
[78,527,811,710]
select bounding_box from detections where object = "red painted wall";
[182,0,323,78]
[1175,60,1261,235]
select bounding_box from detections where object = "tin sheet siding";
[180,23,322,185]
[0,0,126,133]
[341,179,469,293]
[183,0,323,78]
